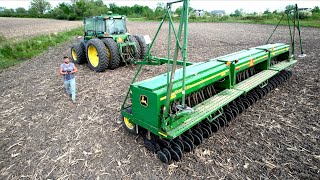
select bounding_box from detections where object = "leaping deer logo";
[140,95,148,107]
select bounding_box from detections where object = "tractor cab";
[105,16,126,34]
[84,14,127,40]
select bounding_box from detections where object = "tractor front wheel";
[86,39,109,72]
[70,43,86,64]
[101,38,121,70]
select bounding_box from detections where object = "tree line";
[229,5,320,20]
[0,0,319,21]
[0,0,167,20]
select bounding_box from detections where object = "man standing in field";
[59,56,78,103]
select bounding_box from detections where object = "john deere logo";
[140,95,148,107]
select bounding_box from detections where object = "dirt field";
[0,21,319,179]
[0,17,82,39]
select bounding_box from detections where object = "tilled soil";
[0,22,319,179]
[0,17,82,39]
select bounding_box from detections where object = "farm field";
[0,17,82,39]
[0,20,319,179]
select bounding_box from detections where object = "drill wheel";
[173,139,185,152]
[210,121,219,132]
[200,125,210,138]
[171,146,183,161]
[201,121,213,136]
[162,148,171,162]
[236,101,245,114]
[181,135,194,152]
[192,131,203,146]
[157,150,169,164]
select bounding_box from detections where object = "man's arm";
[71,65,78,74]
[59,66,67,75]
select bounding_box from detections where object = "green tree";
[174,5,193,16]
[15,7,27,14]
[1,8,14,17]
[263,8,271,15]
[94,0,104,7]
[83,0,108,17]
[285,5,295,11]
[108,3,119,14]
[50,8,68,19]
[29,0,51,16]
[50,2,72,20]
[231,9,243,17]
[72,0,87,17]
[175,6,182,16]
[155,2,166,15]
[141,6,153,17]
[312,6,320,13]
[57,2,72,15]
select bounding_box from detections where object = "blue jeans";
[64,78,76,102]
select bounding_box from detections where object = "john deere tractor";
[70,13,148,72]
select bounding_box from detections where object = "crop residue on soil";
[0,21,319,179]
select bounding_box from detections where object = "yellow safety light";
[117,37,123,43]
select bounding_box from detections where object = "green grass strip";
[0,27,82,70]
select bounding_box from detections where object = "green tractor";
[70,13,148,72]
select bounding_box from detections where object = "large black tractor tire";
[128,35,141,60]
[86,39,109,72]
[133,35,148,60]
[70,43,86,64]
[101,38,121,70]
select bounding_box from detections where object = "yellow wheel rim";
[124,117,134,129]
[72,49,77,61]
[88,45,99,67]
[106,47,111,59]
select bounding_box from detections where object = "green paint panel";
[217,49,265,62]
[154,65,229,101]
[166,89,243,139]
[252,43,288,50]
[270,60,297,71]
[233,70,278,92]
[130,85,161,130]
[208,50,247,61]
[134,60,227,91]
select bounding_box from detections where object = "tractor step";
[233,70,278,93]
[269,60,297,71]
[166,89,243,139]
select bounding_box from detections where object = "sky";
[0,0,319,14]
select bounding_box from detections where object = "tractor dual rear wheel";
[133,35,148,60]
[101,38,121,70]
[70,43,86,64]
[128,35,141,60]
[86,39,109,72]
